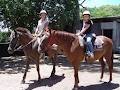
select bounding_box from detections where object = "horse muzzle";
[7,47,14,54]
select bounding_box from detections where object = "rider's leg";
[86,34,94,61]
[32,40,38,50]
[86,37,94,55]
[38,35,47,53]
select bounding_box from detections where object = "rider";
[34,10,49,52]
[78,10,95,61]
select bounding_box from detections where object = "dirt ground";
[0,54,120,90]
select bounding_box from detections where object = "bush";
[0,32,10,43]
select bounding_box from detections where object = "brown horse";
[8,27,58,83]
[41,29,113,89]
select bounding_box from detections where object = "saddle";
[78,35,104,51]
[93,37,104,50]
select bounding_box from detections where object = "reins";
[14,37,37,51]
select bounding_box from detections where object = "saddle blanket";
[78,36,104,49]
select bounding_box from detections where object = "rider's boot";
[86,52,95,63]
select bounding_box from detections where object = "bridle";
[13,31,36,51]
[14,38,36,51]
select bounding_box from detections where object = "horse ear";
[13,29,16,32]
[9,29,13,33]
[17,31,22,35]
[13,30,19,37]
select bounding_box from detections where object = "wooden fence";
[0,43,24,58]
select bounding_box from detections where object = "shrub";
[0,32,10,43]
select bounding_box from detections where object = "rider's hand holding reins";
[76,31,84,36]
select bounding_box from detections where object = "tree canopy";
[1,0,120,32]
[0,0,80,32]
[80,5,120,18]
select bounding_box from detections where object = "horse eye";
[13,33,16,38]
[12,34,15,38]
[8,37,11,42]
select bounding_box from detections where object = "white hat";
[83,10,90,15]
[39,10,47,14]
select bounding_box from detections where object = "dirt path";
[0,55,120,90]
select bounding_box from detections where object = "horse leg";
[21,60,29,84]
[36,61,41,81]
[105,51,113,82]
[73,64,79,90]
[50,56,56,77]
[99,57,106,81]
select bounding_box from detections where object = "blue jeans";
[85,33,94,55]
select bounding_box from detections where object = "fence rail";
[0,43,24,58]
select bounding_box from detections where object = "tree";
[0,0,80,33]
[88,5,120,18]
[0,0,38,31]
[0,32,10,43]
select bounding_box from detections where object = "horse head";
[8,27,34,54]
[8,29,20,54]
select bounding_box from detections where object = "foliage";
[0,0,80,32]
[0,32,10,43]
[80,5,120,18]
[0,0,38,31]
[1,0,120,33]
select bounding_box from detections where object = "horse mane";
[15,27,33,37]
[52,29,76,43]
[16,27,28,33]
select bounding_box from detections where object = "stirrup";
[85,53,94,63]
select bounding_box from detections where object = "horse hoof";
[72,86,79,90]
[108,80,112,83]
[99,79,103,82]
[37,79,41,83]
[21,80,25,84]
[37,77,41,82]
[50,73,55,78]
[62,74,65,77]
[72,87,78,90]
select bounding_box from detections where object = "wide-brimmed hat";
[39,10,47,14]
[83,10,90,16]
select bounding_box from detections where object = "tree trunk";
[73,0,81,33]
